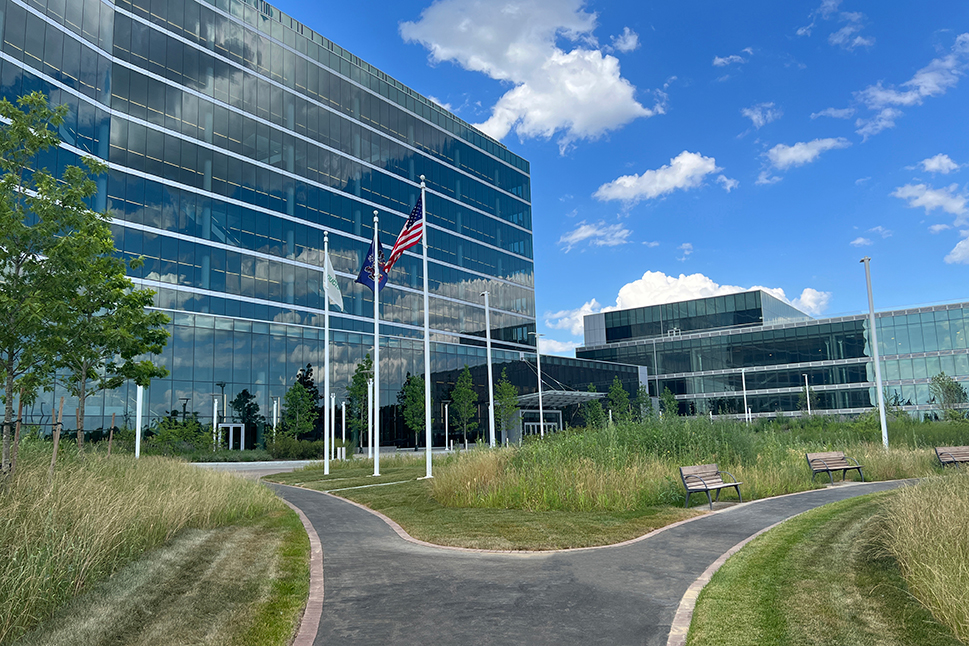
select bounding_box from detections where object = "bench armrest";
[938,451,956,462]
[845,455,862,468]
[718,470,739,484]
[683,474,711,489]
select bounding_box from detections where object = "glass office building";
[578,290,969,418]
[3,0,639,443]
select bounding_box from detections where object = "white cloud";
[741,102,782,129]
[558,220,632,251]
[608,27,639,53]
[868,225,892,238]
[791,288,832,316]
[427,95,453,111]
[401,0,659,151]
[849,34,969,139]
[797,1,872,49]
[765,137,851,171]
[919,154,960,174]
[855,107,903,140]
[855,177,871,185]
[850,237,873,246]
[828,22,873,50]
[945,236,969,264]
[642,240,660,247]
[678,242,693,261]
[717,175,739,192]
[539,338,581,355]
[929,224,952,233]
[594,151,722,204]
[545,299,601,336]
[756,170,783,185]
[891,183,968,219]
[810,107,855,119]
[713,54,745,67]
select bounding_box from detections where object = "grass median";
[0,441,308,645]
[686,490,965,645]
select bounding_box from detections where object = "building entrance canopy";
[517,390,606,409]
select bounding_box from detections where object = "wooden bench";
[806,451,864,484]
[680,464,743,510]
[935,446,969,467]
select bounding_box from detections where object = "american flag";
[385,197,424,273]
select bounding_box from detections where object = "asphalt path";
[272,479,910,646]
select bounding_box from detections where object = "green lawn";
[267,457,701,550]
[686,492,963,646]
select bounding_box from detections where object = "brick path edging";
[278,496,325,646]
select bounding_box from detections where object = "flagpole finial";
[324,230,328,243]
[373,209,378,223]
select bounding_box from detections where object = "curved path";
[273,480,908,646]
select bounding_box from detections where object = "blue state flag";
[355,234,388,293]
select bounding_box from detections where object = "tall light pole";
[802,373,811,415]
[741,368,749,425]
[481,291,496,447]
[528,331,545,438]
[861,257,889,448]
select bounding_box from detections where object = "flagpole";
[372,210,381,477]
[419,176,433,479]
[323,232,331,475]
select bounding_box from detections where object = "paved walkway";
[272,479,908,646]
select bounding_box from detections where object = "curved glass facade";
[579,291,969,418]
[3,0,542,436]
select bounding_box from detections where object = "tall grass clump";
[881,471,969,642]
[0,442,283,644]
[432,416,967,513]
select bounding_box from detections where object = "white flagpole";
[367,378,373,459]
[323,232,331,475]
[373,211,381,477]
[135,384,143,459]
[341,401,346,443]
[420,176,433,479]
[482,290,495,447]
[330,393,336,459]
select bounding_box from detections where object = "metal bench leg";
[684,492,691,508]
[706,491,713,510]
[714,489,721,503]
[735,485,742,504]
[859,468,864,482]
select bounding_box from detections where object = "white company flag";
[323,252,344,311]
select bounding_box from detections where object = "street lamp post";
[179,397,190,422]
[481,291,496,448]
[861,257,889,448]
[803,373,811,415]
[215,381,227,447]
[528,331,545,438]
[741,368,749,425]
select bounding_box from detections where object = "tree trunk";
[2,360,14,474]
[48,396,64,484]
[76,368,88,452]
[107,412,115,457]
[11,396,22,476]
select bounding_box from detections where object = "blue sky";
[270,0,969,355]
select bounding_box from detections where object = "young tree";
[295,363,323,437]
[230,389,266,439]
[796,387,820,414]
[607,376,632,423]
[660,387,679,417]
[282,382,316,438]
[581,383,605,429]
[929,372,967,421]
[494,368,520,445]
[633,383,654,422]
[396,373,425,449]
[345,353,373,450]
[450,365,478,446]
[0,92,129,474]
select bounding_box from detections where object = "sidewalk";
[272,479,908,646]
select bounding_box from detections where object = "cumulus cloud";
[919,154,960,174]
[763,138,851,178]
[811,107,855,119]
[539,338,581,355]
[855,107,903,140]
[741,102,782,129]
[545,299,601,336]
[929,223,952,233]
[851,33,969,138]
[548,272,833,338]
[945,236,969,264]
[891,183,968,219]
[594,151,722,204]
[608,27,640,53]
[717,175,739,192]
[850,237,872,246]
[558,220,632,251]
[401,0,660,151]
